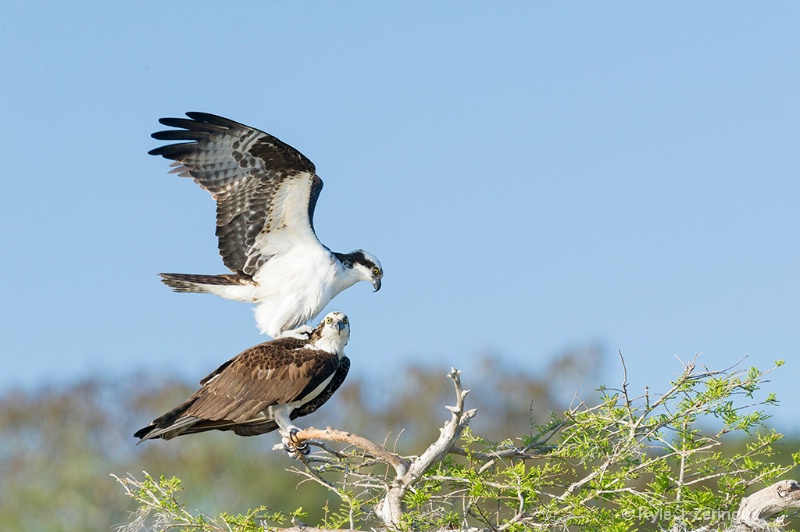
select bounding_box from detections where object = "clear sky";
[2,3,799,429]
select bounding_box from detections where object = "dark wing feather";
[306,174,323,234]
[149,112,323,276]
[228,355,350,437]
[294,355,349,418]
[182,341,341,424]
[135,340,343,441]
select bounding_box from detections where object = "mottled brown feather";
[134,332,347,441]
[179,356,351,438]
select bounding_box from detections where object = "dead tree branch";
[728,480,800,531]
[287,368,477,529]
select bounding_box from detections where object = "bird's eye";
[372,267,381,276]
[326,317,332,324]
[343,317,349,324]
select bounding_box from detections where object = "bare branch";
[376,368,477,527]
[731,480,800,531]
[265,368,477,529]
[290,427,411,477]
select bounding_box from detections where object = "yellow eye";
[326,317,332,324]
[372,267,381,276]
[343,317,349,324]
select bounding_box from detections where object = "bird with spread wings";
[149,113,383,338]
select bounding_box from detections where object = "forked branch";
[288,368,476,528]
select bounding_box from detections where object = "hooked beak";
[336,320,346,333]
[372,277,382,292]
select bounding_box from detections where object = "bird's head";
[310,311,350,355]
[350,250,383,292]
[334,249,383,291]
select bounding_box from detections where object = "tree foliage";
[113,357,799,531]
[0,347,599,531]
[1,349,797,530]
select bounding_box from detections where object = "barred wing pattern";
[149,112,324,277]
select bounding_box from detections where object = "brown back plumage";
[134,334,347,441]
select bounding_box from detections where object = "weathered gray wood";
[289,368,476,529]
[726,480,800,531]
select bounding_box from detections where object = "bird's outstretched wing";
[149,112,325,277]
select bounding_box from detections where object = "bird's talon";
[295,441,311,455]
[281,434,310,458]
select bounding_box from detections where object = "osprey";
[149,112,383,338]
[134,311,350,449]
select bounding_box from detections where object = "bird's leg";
[269,404,310,457]
[277,325,314,340]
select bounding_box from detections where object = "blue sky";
[2,3,799,429]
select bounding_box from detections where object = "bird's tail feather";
[159,272,249,293]
[134,416,200,442]
[134,399,199,442]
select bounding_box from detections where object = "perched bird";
[134,311,351,451]
[149,112,383,338]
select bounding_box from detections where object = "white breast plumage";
[149,112,383,337]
